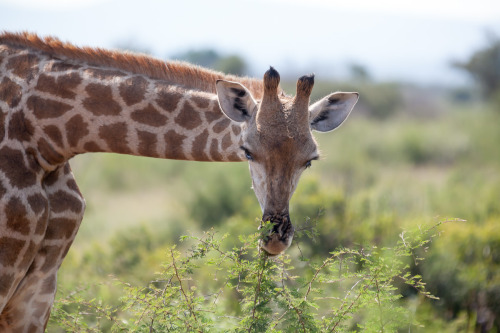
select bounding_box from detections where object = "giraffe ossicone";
[0,32,358,331]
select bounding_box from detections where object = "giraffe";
[0,32,358,331]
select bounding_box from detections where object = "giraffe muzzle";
[259,213,295,256]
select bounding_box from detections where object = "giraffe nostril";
[260,213,294,255]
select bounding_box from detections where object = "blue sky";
[1,0,499,85]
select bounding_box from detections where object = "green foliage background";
[46,70,500,331]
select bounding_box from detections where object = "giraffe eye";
[305,156,319,168]
[241,147,253,161]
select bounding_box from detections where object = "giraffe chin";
[259,217,295,256]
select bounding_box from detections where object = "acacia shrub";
[49,219,447,332]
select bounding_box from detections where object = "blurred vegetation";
[172,49,248,76]
[46,46,500,331]
[454,33,500,108]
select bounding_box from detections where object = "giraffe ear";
[216,80,258,122]
[309,92,359,132]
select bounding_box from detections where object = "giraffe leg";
[0,145,49,330]
[0,163,85,332]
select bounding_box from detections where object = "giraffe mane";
[0,31,265,99]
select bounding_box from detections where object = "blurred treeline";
[48,37,500,331]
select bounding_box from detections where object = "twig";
[400,231,418,266]
[170,249,202,332]
[271,309,290,330]
[304,253,337,301]
[278,259,307,332]
[149,317,154,333]
[374,276,385,333]
[328,277,372,333]
[248,250,267,333]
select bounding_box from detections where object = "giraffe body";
[0,32,358,331]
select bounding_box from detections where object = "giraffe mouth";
[259,213,295,256]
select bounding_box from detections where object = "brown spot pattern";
[137,130,158,157]
[210,138,223,161]
[8,111,33,142]
[84,68,126,80]
[38,138,65,165]
[0,179,6,198]
[48,190,83,214]
[0,237,25,267]
[83,83,121,116]
[40,245,63,273]
[43,168,59,187]
[27,95,73,119]
[35,72,82,99]
[83,141,101,152]
[5,197,31,235]
[0,147,36,188]
[0,107,5,139]
[0,304,20,328]
[174,102,202,130]
[0,77,22,107]
[191,129,209,161]
[27,193,47,215]
[155,88,182,113]
[131,104,167,127]
[50,62,82,72]
[191,95,210,109]
[31,303,47,320]
[26,148,41,171]
[61,243,73,261]
[63,163,72,174]
[65,115,89,147]
[212,118,231,134]
[98,122,131,154]
[231,124,241,136]
[41,275,56,295]
[205,104,223,123]
[227,152,241,161]
[30,323,43,332]
[66,178,80,194]
[6,53,39,82]
[43,125,63,148]
[44,217,76,240]
[19,240,37,269]
[221,132,232,151]
[35,208,49,235]
[0,273,15,296]
[119,75,148,106]
[163,130,186,160]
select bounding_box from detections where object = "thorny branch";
[170,248,202,333]
[273,258,307,332]
[248,251,267,333]
[328,277,374,333]
[374,276,385,333]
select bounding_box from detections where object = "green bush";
[420,218,500,330]
[49,220,450,332]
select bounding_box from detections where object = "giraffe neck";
[30,61,246,165]
[0,35,249,168]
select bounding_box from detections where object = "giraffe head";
[216,67,358,255]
